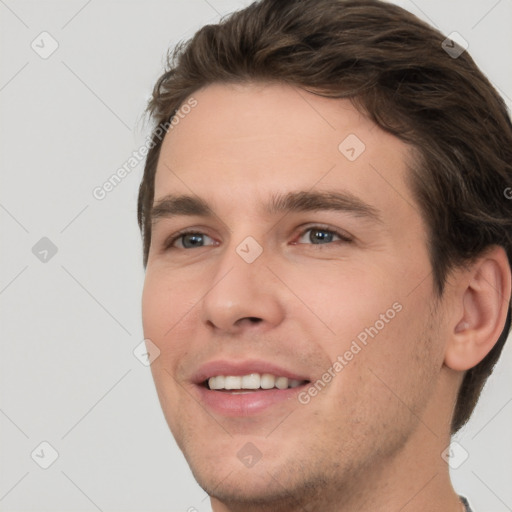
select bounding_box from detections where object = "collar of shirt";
[460,496,473,512]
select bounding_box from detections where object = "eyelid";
[163,223,353,251]
[163,228,217,250]
[293,224,353,244]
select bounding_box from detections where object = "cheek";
[141,274,168,338]
[282,260,401,345]
[343,288,442,419]
[290,258,438,397]
[141,270,198,433]
[142,267,196,334]
[141,269,196,381]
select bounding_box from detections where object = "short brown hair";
[138,0,512,433]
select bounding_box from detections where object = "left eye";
[296,227,351,245]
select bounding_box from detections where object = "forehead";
[154,82,417,225]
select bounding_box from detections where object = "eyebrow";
[151,190,382,225]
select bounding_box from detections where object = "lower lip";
[194,384,308,416]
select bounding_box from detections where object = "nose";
[200,241,286,335]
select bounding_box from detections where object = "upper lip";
[191,359,311,385]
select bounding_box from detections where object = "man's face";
[142,83,450,506]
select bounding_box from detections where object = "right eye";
[165,230,217,250]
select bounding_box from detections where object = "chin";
[185,443,332,508]
[193,464,304,508]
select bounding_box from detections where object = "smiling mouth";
[203,373,310,392]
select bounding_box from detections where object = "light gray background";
[1,1,511,511]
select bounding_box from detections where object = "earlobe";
[444,246,511,372]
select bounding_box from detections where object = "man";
[138,1,512,510]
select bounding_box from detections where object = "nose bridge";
[200,233,285,332]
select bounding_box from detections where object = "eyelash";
[163,225,353,250]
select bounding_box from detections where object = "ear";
[444,246,511,371]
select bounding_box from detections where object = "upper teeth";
[208,373,304,390]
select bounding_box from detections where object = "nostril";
[233,316,263,328]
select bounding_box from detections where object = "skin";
[142,82,511,511]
